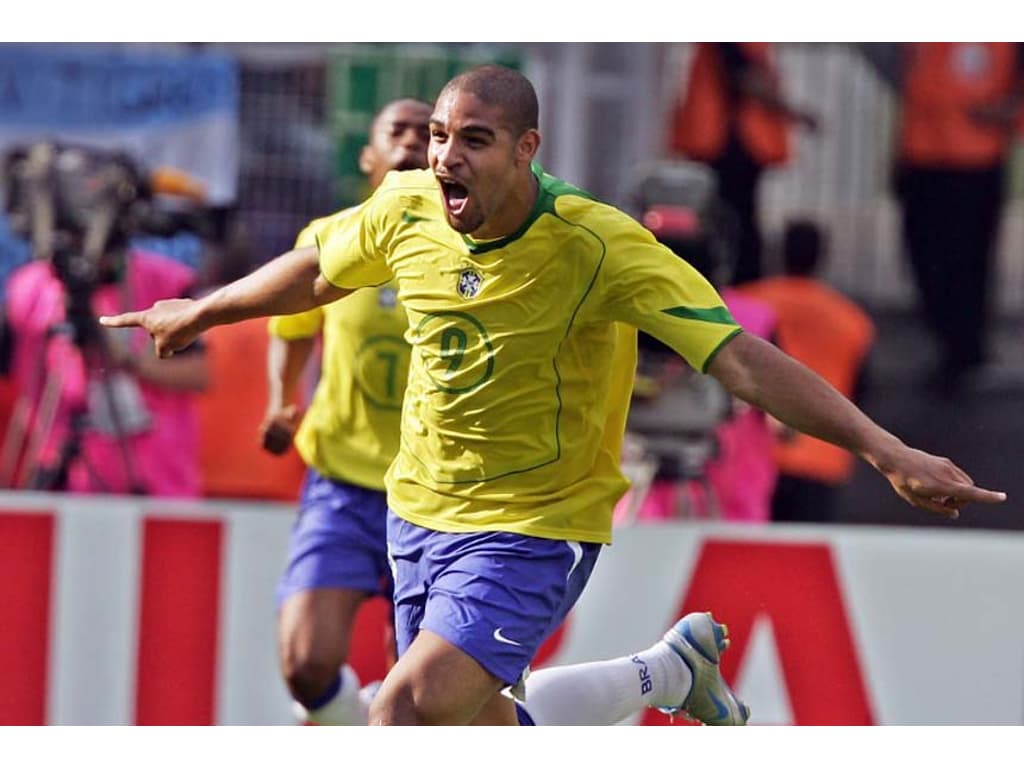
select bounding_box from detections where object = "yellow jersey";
[318,166,741,543]
[268,211,409,491]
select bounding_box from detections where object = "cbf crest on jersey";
[457,268,483,299]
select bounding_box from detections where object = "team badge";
[457,268,483,299]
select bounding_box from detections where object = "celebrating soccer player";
[102,64,1006,726]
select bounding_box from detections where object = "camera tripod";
[0,270,146,494]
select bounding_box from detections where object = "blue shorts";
[386,510,602,687]
[275,469,391,607]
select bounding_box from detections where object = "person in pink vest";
[615,204,778,524]
[4,247,209,496]
[701,289,778,521]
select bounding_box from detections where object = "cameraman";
[3,162,210,497]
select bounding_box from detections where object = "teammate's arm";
[706,332,1006,517]
[261,334,316,455]
[260,212,331,455]
[100,247,349,358]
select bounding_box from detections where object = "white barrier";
[2,490,1022,725]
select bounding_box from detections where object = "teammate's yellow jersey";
[318,165,742,544]
[268,211,409,491]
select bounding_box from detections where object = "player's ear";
[358,146,375,177]
[515,129,540,166]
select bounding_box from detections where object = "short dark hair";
[370,97,432,134]
[782,219,825,277]
[439,64,539,136]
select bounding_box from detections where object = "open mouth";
[439,178,470,217]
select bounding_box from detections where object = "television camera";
[0,141,215,491]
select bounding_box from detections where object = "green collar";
[461,164,549,255]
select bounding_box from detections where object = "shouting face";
[428,89,539,239]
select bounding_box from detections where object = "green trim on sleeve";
[661,305,737,325]
[701,327,744,373]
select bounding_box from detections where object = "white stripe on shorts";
[566,541,583,581]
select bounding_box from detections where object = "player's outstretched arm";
[100,247,349,359]
[706,332,1006,518]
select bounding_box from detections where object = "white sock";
[519,640,692,725]
[358,680,382,718]
[293,665,371,725]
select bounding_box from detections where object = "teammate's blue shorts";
[386,510,602,687]
[275,469,391,607]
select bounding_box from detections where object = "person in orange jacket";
[669,43,818,286]
[194,224,307,502]
[740,220,875,523]
[894,43,1024,392]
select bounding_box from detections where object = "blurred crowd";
[1,42,1021,526]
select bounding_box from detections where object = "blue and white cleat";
[659,612,750,725]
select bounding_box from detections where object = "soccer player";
[101,65,1006,726]
[262,98,432,725]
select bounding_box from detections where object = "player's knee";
[366,684,409,725]
[368,681,465,726]
[281,648,343,705]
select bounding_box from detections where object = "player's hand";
[876,445,1006,519]
[99,298,202,359]
[260,404,301,455]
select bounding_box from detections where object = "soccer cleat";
[659,612,750,725]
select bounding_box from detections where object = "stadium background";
[2,42,1024,725]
